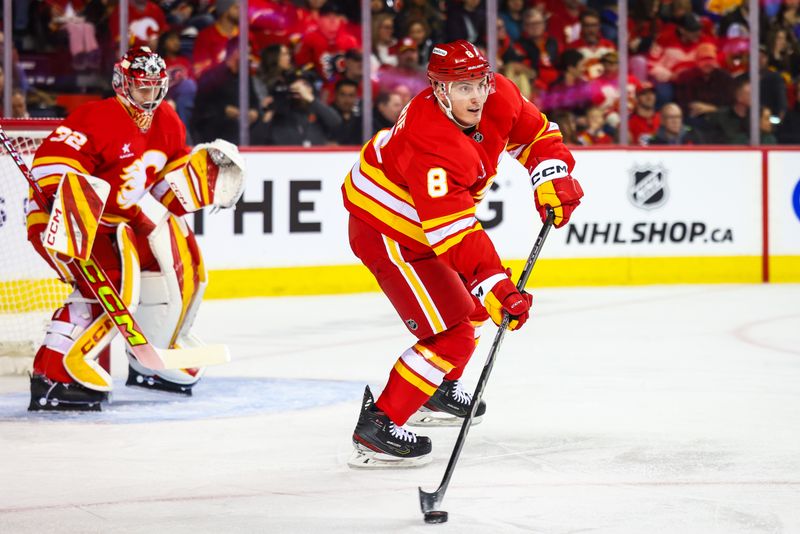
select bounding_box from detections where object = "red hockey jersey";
[27,97,190,231]
[342,73,575,282]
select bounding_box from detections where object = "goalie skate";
[348,386,432,469]
[408,379,486,427]
[126,365,194,396]
[28,374,107,412]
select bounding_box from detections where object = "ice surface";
[1,284,799,533]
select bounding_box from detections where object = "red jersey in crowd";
[538,0,584,46]
[192,23,239,78]
[295,21,359,80]
[577,129,614,145]
[648,28,717,82]
[629,112,661,145]
[572,37,617,79]
[109,1,167,47]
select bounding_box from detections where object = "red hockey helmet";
[427,40,492,83]
[112,47,169,114]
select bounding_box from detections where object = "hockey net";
[0,119,70,374]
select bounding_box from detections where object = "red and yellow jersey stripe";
[343,130,485,256]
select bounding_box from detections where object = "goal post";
[0,119,71,374]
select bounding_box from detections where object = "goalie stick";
[418,207,555,524]
[0,125,230,371]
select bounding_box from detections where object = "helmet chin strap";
[436,82,475,130]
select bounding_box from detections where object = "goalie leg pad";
[32,224,141,392]
[127,214,207,388]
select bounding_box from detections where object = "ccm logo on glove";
[530,159,584,228]
[531,161,569,187]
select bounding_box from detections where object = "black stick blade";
[418,487,440,514]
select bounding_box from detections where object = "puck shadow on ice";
[0,377,365,424]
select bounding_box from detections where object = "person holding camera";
[250,67,342,146]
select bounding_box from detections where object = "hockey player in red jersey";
[342,40,583,467]
[25,47,245,411]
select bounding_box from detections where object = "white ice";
[1,284,799,533]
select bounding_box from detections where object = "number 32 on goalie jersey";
[427,168,448,198]
[50,126,88,151]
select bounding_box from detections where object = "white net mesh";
[0,121,71,374]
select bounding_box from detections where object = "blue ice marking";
[0,377,364,424]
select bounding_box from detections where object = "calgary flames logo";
[117,150,167,209]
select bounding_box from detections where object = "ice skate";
[348,386,432,468]
[125,365,195,396]
[407,379,486,427]
[28,374,107,412]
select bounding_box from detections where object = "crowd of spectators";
[1,0,799,146]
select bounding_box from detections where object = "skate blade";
[407,410,483,427]
[347,445,432,469]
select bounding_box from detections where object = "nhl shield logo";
[405,318,418,331]
[472,131,484,142]
[629,165,668,210]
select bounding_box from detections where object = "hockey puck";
[423,511,448,524]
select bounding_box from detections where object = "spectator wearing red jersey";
[577,105,614,145]
[517,7,560,88]
[572,9,616,80]
[109,0,168,49]
[538,0,584,47]
[628,82,660,145]
[248,0,304,53]
[295,3,360,81]
[648,13,716,83]
[192,0,239,78]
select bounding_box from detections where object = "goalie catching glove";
[529,159,584,228]
[469,271,532,331]
[165,138,246,213]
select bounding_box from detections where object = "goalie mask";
[427,40,495,128]
[113,47,169,131]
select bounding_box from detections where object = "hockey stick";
[418,207,555,524]
[0,125,230,370]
